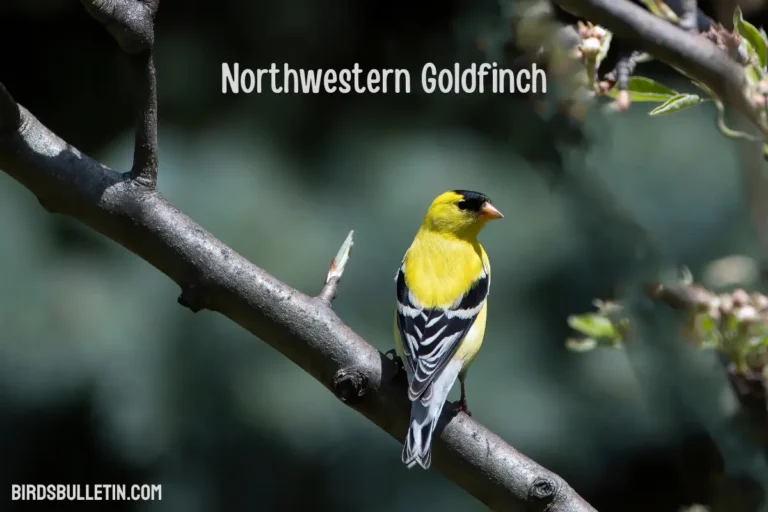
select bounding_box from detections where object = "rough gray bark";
[0,1,596,511]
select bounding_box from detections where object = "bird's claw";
[384,349,406,379]
[455,398,472,417]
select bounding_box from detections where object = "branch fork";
[82,0,159,187]
[80,0,159,54]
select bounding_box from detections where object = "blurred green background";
[0,0,763,511]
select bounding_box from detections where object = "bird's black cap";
[453,190,490,212]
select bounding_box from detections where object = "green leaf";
[567,313,620,340]
[607,90,672,103]
[607,76,677,102]
[695,313,718,336]
[734,6,768,70]
[627,76,677,96]
[649,94,704,116]
[734,6,744,30]
[690,313,723,349]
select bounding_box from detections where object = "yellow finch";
[394,189,503,470]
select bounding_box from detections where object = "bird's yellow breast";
[402,230,488,309]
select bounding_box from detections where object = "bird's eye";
[457,200,468,210]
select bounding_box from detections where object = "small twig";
[613,50,641,110]
[130,50,159,186]
[644,281,701,311]
[714,99,759,141]
[615,51,639,89]
[318,230,354,304]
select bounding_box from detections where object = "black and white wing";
[395,264,489,403]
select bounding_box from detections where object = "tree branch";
[0,1,596,510]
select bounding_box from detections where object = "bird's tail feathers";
[402,397,441,470]
[416,382,433,405]
[401,359,462,470]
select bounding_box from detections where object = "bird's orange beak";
[479,201,504,220]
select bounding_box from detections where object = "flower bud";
[732,288,750,306]
[719,295,734,315]
[580,37,601,57]
[752,293,768,310]
[592,26,608,39]
[735,305,757,323]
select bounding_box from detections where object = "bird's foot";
[455,398,472,417]
[384,349,406,379]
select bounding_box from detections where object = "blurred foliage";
[567,282,768,376]
[1,0,767,511]
[566,299,628,352]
